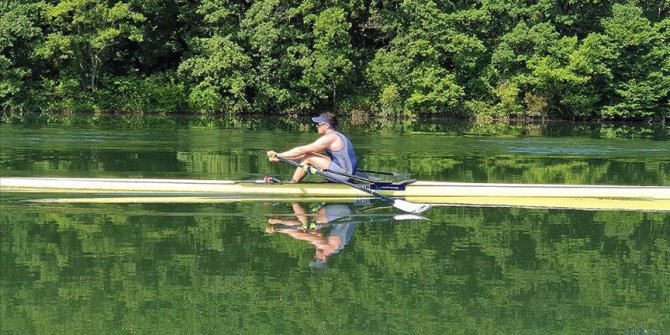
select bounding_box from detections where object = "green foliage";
[0,1,42,111]
[34,75,97,113]
[366,1,473,117]
[35,0,145,92]
[96,73,186,114]
[492,22,586,118]
[379,84,403,116]
[0,0,668,120]
[126,0,199,73]
[178,35,252,114]
[493,80,524,116]
[297,7,354,108]
[597,4,670,119]
[239,0,293,112]
[405,66,463,114]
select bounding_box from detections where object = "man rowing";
[266,112,358,183]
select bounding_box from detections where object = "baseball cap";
[311,112,337,127]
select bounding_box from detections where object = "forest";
[1,0,669,120]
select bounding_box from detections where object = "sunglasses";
[316,122,328,127]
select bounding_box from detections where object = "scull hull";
[2,177,669,211]
[2,177,669,198]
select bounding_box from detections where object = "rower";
[267,112,358,183]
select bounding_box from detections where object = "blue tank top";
[326,131,357,173]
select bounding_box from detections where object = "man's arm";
[274,134,336,160]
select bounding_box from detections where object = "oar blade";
[391,173,414,180]
[392,199,432,214]
[393,214,428,221]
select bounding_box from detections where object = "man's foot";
[263,176,282,184]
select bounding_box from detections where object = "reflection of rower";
[266,203,357,269]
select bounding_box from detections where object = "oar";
[321,168,393,185]
[357,168,414,179]
[275,156,431,214]
[322,168,416,186]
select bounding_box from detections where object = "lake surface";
[1,115,669,334]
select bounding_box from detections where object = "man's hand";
[266,150,279,162]
[303,165,319,175]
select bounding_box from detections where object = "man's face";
[316,122,328,135]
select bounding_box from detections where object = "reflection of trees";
[3,146,666,186]
[2,118,668,185]
[1,203,668,333]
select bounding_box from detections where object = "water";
[1,116,669,334]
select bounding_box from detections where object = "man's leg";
[291,154,331,182]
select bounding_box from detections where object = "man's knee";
[302,156,329,168]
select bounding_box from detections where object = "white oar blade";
[393,214,428,221]
[392,199,432,214]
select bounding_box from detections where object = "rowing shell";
[1,177,669,211]
[1,177,669,198]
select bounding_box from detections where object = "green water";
[1,116,669,334]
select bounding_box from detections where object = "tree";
[126,0,200,74]
[296,7,354,109]
[178,35,252,113]
[559,3,670,120]
[366,0,469,117]
[177,0,252,114]
[596,3,670,119]
[35,0,145,92]
[0,1,42,111]
[240,0,309,112]
[491,22,590,118]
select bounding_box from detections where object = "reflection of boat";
[14,195,669,212]
[2,177,669,211]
